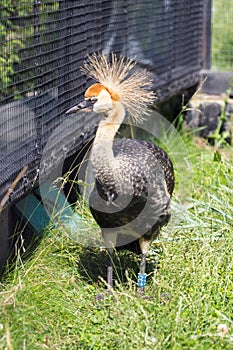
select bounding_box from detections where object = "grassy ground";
[0,133,233,349]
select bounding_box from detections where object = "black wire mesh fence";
[0,0,206,205]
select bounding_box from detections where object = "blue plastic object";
[137,273,147,288]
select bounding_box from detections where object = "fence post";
[202,0,212,69]
[33,0,42,158]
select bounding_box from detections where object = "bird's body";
[89,138,174,251]
[66,52,174,294]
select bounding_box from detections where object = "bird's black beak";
[66,99,93,114]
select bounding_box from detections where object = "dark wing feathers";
[89,138,174,252]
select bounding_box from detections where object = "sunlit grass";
[212,0,233,71]
[0,134,233,349]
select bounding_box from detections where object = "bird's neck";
[91,102,125,171]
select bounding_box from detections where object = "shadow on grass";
[76,247,156,287]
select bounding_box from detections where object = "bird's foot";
[160,292,169,304]
[95,287,113,302]
[137,287,154,300]
[95,292,105,302]
[137,286,146,297]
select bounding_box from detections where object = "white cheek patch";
[93,89,113,113]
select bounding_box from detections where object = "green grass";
[212,0,233,71]
[0,135,233,350]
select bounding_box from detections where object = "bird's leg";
[137,237,152,296]
[137,252,147,295]
[96,232,116,302]
[103,231,117,292]
[107,248,114,292]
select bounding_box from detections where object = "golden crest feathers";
[80,52,155,123]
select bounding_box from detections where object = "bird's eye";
[91,97,97,104]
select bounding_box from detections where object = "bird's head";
[66,83,121,116]
[66,52,155,122]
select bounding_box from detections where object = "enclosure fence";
[0,0,206,205]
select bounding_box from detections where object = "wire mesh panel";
[0,0,205,205]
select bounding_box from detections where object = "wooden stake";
[0,166,28,214]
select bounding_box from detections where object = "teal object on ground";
[14,193,50,236]
[14,182,82,237]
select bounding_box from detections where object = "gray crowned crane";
[66,52,174,295]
